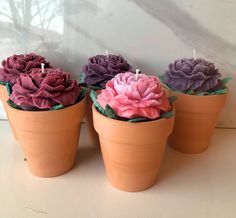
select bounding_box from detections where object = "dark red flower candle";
[10,68,81,110]
[0,53,51,85]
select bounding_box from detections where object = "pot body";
[0,84,18,140]
[92,105,175,192]
[84,92,100,146]
[168,92,227,154]
[6,97,86,177]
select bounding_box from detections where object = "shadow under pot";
[0,84,18,140]
[92,105,175,192]
[168,92,227,154]
[6,96,86,177]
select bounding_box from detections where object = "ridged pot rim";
[169,88,228,99]
[6,95,86,115]
[92,104,175,126]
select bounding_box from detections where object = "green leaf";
[186,90,196,95]
[213,88,228,95]
[157,74,172,90]
[128,117,150,123]
[221,76,232,85]
[90,90,98,104]
[89,85,102,91]
[168,96,177,103]
[52,104,64,110]
[160,111,174,118]
[0,80,6,86]
[195,92,209,96]
[157,73,164,83]
[7,100,21,110]
[76,87,87,103]
[79,73,85,84]
[6,83,12,96]
[105,104,118,119]
[90,90,107,115]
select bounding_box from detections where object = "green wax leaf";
[0,80,6,86]
[221,76,232,85]
[160,111,174,118]
[6,83,12,96]
[90,90,98,103]
[157,74,172,90]
[195,92,209,96]
[52,104,64,110]
[213,88,228,95]
[90,90,107,115]
[7,100,21,110]
[186,90,195,95]
[89,85,102,91]
[105,104,118,119]
[128,117,150,123]
[168,96,177,103]
[76,87,87,103]
[79,73,85,84]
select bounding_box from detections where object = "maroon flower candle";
[10,68,81,110]
[0,53,51,85]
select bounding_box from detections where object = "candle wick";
[135,69,140,80]
[193,49,196,60]
[106,50,109,58]
[41,63,45,73]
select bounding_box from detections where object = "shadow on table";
[154,144,209,187]
[74,145,102,168]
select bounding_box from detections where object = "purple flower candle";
[83,54,132,88]
[164,58,223,93]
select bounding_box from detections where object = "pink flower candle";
[97,72,171,119]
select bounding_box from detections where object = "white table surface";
[0,120,236,218]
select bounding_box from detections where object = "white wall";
[0,0,235,127]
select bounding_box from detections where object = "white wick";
[193,49,196,60]
[106,49,109,58]
[135,69,140,80]
[41,63,45,73]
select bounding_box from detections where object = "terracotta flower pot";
[92,105,175,192]
[0,84,18,140]
[168,92,227,154]
[84,91,100,146]
[6,96,86,177]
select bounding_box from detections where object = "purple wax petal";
[83,54,133,88]
[164,58,223,93]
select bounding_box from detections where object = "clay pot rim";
[7,95,86,114]
[170,89,228,99]
[92,104,174,125]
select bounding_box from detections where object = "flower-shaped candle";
[83,54,132,88]
[0,53,51,85]
[10,68,81,110]
[163,58,224,93]
[97,72,171,119]
[92,72,175,192]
